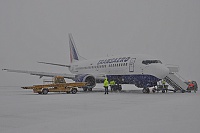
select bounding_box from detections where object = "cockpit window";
[142,60,162,65]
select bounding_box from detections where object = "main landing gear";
[83,87,93,92]
[142,88,150,93]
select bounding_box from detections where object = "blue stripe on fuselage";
[106,74,160,88]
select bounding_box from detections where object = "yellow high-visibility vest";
[110,80,115,86]
[162,80,166,85]
[104,79,109,87]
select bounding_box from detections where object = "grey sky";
[1,0,200,86]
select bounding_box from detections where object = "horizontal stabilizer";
[38,62,70,67]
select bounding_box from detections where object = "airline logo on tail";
[69,34,79,63]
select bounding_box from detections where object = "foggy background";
[1,0,200,87]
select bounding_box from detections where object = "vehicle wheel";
[152,88,156,93]
[162,90,165,93]
[83,87,88,92]
[146,88,150,93]
[71,88,77,94]
[181,89,185,93]
[113,86,117,92]
[42,89,49,95]
[118,85,122,91]
[38,92,42,94]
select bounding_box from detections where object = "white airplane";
[3,34,170,93]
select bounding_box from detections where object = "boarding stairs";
[164,65,188,92]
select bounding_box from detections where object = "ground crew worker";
[104,78,109,94]
[162,79,166,86]
[188,81,194,90]
[110,80,115,91]
[161,79,167,92]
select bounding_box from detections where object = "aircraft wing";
[2,69,75,79]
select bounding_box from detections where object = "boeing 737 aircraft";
[3,34,170,93]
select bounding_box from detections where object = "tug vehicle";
[185,80,198,93]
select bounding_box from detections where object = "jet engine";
[75,74,96,91]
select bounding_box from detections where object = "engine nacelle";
[75,74,96,89]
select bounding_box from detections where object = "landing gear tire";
[142,88,150,93]
[42,89,49,95]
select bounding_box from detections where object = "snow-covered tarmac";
[0,85,200,133]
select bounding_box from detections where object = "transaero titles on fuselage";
[97,57,130,65]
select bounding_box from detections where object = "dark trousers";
[104,86,108,94]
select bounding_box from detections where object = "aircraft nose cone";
[144,64,169,79]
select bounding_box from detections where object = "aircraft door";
[96,65,99,71]
[129,58,136,72]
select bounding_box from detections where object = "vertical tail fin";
[69,33,86,63]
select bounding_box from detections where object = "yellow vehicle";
[21,76,87,94]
